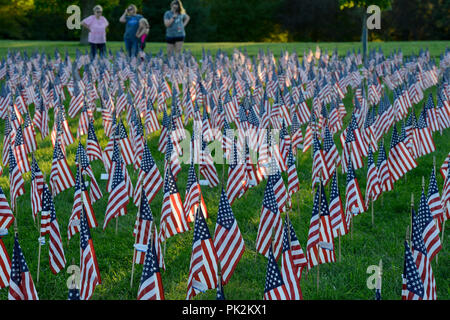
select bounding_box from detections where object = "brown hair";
[171,0,186,15]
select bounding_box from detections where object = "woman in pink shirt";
[81,5,109,59]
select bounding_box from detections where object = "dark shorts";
[166,36,185,44]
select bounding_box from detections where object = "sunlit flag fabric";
[13,126,30,174]
[401,241,424,300]
[8,234,38,300]
[311,134,327,189]
[286,144,300,205]
[79,207,101,300]
[256,177,284,261]
[159,167,189,242]
[388,125,417,183]
[200,138,220,188]
[76,142,102,203]
[0,184,14,231]
[417,190,441,261]
[0,236,11,289]
[30,156,44,222]
[442,160,450,222]
[427,167,444,231]
[280,216,303,300]
[377,140,393,193]
[137,234,165,300]
[317,183,335,265]
[117,120,134,166]
[186,208,219,300]
[411,207,436,300]
[40,183,66,274]
[268,156,288,214]
[133,141,163,207]
[23,112,37,154]
[86,121,103,162]
[103,151,129,231]
[184,162,208,224]
[50,139,75,196]
[323,125,340,182]
[226,140,246,206]
[213,188,245,286]
[344,156,365,230]
[365,146,381,207]
[8,147,25,212]
[263,245,290,300]
[329,171,347,237]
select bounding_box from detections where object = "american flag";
[376,140,393,193]
[200,138,220,188]
[68,83,84,118]
[417,190,442,261]
[0,185,14,231]
[79,206,101,300]
[411,207,436,300]
[416,109,436,157]
[8,147,25,212]
[263,244,290,300]
[186,208,219,300]
[442,160,450,222]
[344,156,365,229]
[401,240,424,300]
[145,101,161,134]
[280,215,303,300]
[137,233,165,300]
[117,120,134,166]
[213,188,245,286]
[50,138,75,196]
[133,190,155,261]
[387,125,417,182]
[0,236,11,289]
[365,146,381,207]
[317,183,336,265]
[286,144,300,204]
[68,286,80,300]
[41,183,66,274]
[184,162,208,223]
[2,115,12,167]
[23,112,37,154]
[159,167,189,242]
[329,171,347,238]
[312,134,328,189]
[256,177,283,260]
[133,141,163,207]
[268,156,288,214]
[216,278,226,300]
[77,103,90,138]
[13,126,30,174]
[76,142,102,203]
[8,234,38,300]
[322,125,340,182]
[427,167,444,231]
[226,140,246,206]
[164,133,181,180]
[103,151,129,231]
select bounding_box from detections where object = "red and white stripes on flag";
[8,147,25,212]
[8,234,39,300]
[0,237,11,289]
[344,156,366,230]
[263,245,290,300]
[214,189,245,286]
[387,126,417,182]
[427,168,444,231]
[417,190,442,261]
[365,147,381,207]
[186,208,218,300]
[50,139,75,196]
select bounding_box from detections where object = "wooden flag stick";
[37,237,42,283]
[371,198,374,227]
[410,193,414,241]
[316,178,322,292]
[432,157,440,264]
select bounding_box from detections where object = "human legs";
[90,42,97,59]
[167,43,175,57]
[174,41,184,57]
[98,43,106,58]
[124,38,133,57]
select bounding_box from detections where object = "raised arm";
[164,14,176,28]
[120,10,127,23]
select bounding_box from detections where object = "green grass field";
[0,41,448,300]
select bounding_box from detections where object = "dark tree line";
[0,0,448,42]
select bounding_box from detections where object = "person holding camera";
[120,4,143,58]
[164,1,190,57]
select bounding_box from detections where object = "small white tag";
[192,279,207,293]
[0,229,8,236]
[318,241,333,250]
[100,173,109,180]
[38,236,46,245]
[97,108,103,112]
[134,243,148,252]
[85,181,89,188]
[199,180,209,186]
[352,207,359,215]
[71,219,80,227]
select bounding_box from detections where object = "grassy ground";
[0,41,448,300]
[0,40,448,59]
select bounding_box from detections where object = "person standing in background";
[81,5,109,59]
[164,1,190,57]
[119,4,143,58]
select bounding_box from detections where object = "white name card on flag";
[70,219,80,227]
[100,173,109,180]
[85,181,89,188]
[318,241,333,251]
[199,180,210,186]
[38,236,46,245]
[0,229,8,236]
[134,243,148,252]
[192,279,207,293]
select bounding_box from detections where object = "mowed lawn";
[0,41,448,300]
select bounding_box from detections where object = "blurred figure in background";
[81,5,109,59]
[164,1,190,57]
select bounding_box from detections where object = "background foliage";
[0,0,448,42]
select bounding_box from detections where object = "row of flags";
[0,43,448,300]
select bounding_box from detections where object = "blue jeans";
[90,43,106,59]
[124,37,139,57]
